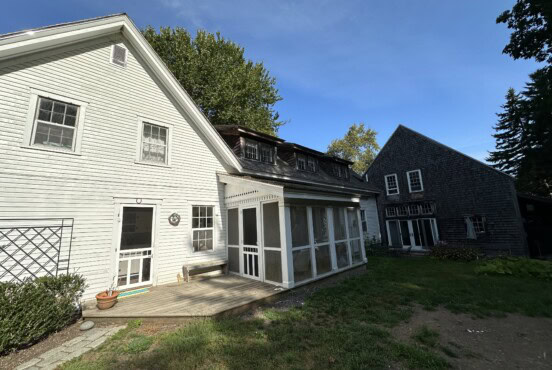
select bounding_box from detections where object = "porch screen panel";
[312,207,329,244]
[335,242,350,268]
[228,208,239,245]
[350,240,363,264]
[120,207,153,250]
[243,208,257,245]
[292,248,312,282]
[290,206,309,247]
[262,202,280,248]
[264,250,282,283]
[228,247,240,273]
[347,209,360,238]
[332,208,347,241]
[315,245,332,275]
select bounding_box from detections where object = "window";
[332,163,349,178]
[385,207,397,217]
[32,97,80,151]
[244,140,258,160]
[407,169,424,192]
[421,202,434,215]
[192,206,214,252]
[307,157,317,172]
[385,174,399,195]
[408,204,420,216]
[360,210,367,232]
[260,144,274,163]
[397,205,408,216]
[297,154,307,170]
[470,216,486,234]
[141,122,168,164]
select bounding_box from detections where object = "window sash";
[307,157,316,172]
[260,144,273,163]
[192,206,215,252]
[141,122,168,164]
[407,170,423,192]
[297,154,307,170]
[244,140,259,160]
[32,97,79,151]
[385,174,399,195]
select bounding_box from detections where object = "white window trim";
[189,204,217,254]
[384,174,399,195]
[135,117,173,167]
[110,44,128,68]
[22,89,88,155]
[406,169,424,193]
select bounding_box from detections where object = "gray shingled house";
[364,125,528,256]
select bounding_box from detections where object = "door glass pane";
[117,260,128,286]
[293,249,312,282]
[333,208,347,241]
[335,242,350,268]
[400,221,410,246]
[129,259,140,284]
[423,219,435,247]
[263,202,280,248]
[412,220,422,246]
[347,209,360,238]
[264,250,282,283]
[315,245,332,275]
[388,221,401,246]
[312,207,328,244]
[228,208,239,245]
[243,208,257,245]
[228,247,240,273]
[120,207,153,250]
[290,206,309,247]
[142,257,151,282]
[350,239,363,263]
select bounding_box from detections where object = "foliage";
[412,325,440,347]
[142,26,283,135]
[62,257,552,370]
[475,257,552,281]
[0,274,86,354]
[327,123,380,174]
[490,1,552,196]
[429,243,481,262]
[497,0,552,63]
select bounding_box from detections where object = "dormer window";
[297,154,307,170]
[307,157,316,172]
[244,140,258,160]
[332,163,349,179]
[260,144,274,164]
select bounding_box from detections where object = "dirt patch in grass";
[0,319,116,370]
[393,306,552,369]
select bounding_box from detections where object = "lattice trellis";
[0,219,74,283]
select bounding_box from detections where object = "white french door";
[387,218,439,250]
[116,206,155,289]
[241,206,261,280]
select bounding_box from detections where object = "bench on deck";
[182,259,228,283]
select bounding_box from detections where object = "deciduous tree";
[327,123,380,175]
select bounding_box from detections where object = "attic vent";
[111,45,127,67]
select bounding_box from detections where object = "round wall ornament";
[168,213,181,226]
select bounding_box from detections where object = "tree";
[327,123,380,175]
[487,88,528,177]
[491,1,552,196]
[142,26,283,135]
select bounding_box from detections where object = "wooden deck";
[82,275,286,319]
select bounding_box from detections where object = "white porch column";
[281,203,294,288]
[357,208,367,263]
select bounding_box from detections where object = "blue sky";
[0,1,540,161]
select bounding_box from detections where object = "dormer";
[295,152,317,172]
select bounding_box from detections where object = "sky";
[0,0,541,161]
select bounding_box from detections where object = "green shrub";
[0,274,86,354]
[475,257,552,281]
[429,243,481,262]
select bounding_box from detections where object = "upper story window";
[332,163,349,179]
[141,122,168,164]
[385,174,399,195]
[307,157,317,172]
[32,97,80,151]
[297,154,307,170]
[260,144,274,163]
[244,140,258,160]
[407,169,424,192]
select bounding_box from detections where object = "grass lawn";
[62,257,552,369]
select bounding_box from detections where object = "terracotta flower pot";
[96,290,120,310]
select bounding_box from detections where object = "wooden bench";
[182,260,228,283]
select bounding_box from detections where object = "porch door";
[242,206,261,280]
[116,206,154,289]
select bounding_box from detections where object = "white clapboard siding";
[360,196,381,241]
[0,34,230,299]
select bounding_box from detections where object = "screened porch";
[219,174,367,289]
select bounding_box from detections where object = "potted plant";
[96,283,119,310]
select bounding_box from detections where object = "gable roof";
[366,124,512,179]
[0,14,242,172]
